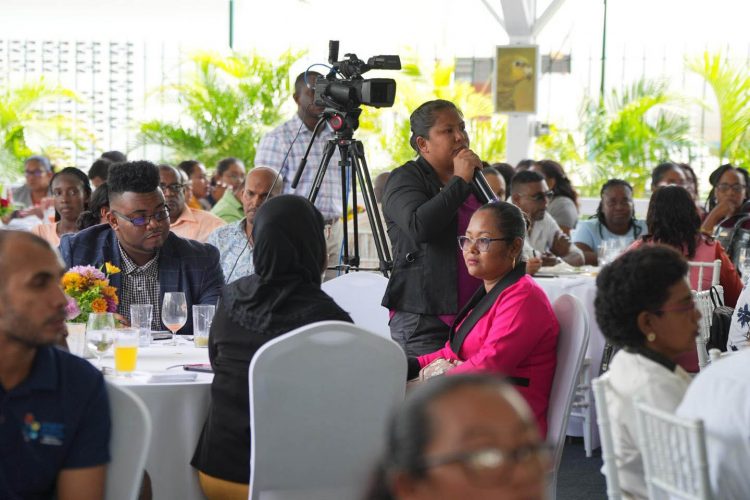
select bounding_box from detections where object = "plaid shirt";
[255,114,343,220]
[117,243,162,331]
[206,219,254,283]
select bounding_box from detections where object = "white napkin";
[146,371,198,383]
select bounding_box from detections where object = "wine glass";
[162,292,187,345]
[86,312,116,369]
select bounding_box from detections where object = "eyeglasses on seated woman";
[365,375,549,500]
[408,201,559,438]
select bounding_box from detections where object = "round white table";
[95,339,211,500]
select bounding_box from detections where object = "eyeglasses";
[654,301,696,315]
[25,169,46,177]
[522,190,554,202]
[458,236,514,252]
[159,183,186,193]
[112,208,170,227]
[420,443,552,486]
[716,183,745,194]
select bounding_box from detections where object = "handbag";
[707,285,733,352]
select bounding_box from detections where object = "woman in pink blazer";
[414,202,559,437]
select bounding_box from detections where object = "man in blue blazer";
[60,160,224,335]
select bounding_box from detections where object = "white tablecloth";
[95,340,211,500]
[534,275,604,449]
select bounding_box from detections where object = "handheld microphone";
[473,169,499,203]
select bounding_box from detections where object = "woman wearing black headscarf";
[191,195,353,499]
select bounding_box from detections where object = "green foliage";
[360,53,506,171]
[137,50,301,167]
[688,51,750,166]
[0,77,90,177]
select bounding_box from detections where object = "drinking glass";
[162,292,187,345]
[114,328,139,376]
[597,240,611,267]
[86,312,116,369]
[192,304,215,348]
[130,304,153,347]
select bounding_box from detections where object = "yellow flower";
[91,298,108,313]
[93,279,108,288]
[61,273,82,291]
[105,262,121,275]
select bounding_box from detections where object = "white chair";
[688,259,721,291]
[634,400,713,500]
[547,294,590,499]
[248,321,407,500]
[321,271,390,338]
[569,357,594,457]
[105,383,152,500]
[592,375,623,500]
[694,285,723,370]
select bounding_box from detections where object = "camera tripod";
[292,108,392,277]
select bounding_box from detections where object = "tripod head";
[321,108,362,140]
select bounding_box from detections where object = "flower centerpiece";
[62,263,121,323]
[0,183,15,218]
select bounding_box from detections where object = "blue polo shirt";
[0,345,111,499]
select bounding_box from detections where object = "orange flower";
[91,298,108,313]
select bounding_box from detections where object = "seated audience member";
[595,245,697,500]
[100,150,127,163]
[414,202,558,436]
[700,163,749,236]
[0,231,110,500]
[679,162,705,218]
[650,161,687,192]
[87,158,112,189]
[10,155,54,220]
[727,284,750,351]
[178,160,211,210]
[365,375,548,500]
[491,162,515,197]
[191,195,352,499]
[158,164,225,242]
[77,182,110,230]
[481,165,506,200]
[531,160,579,234]
[31,167,92,247]
[573,179,646,265]
[677,349,750,499]
[515,158,535,172]
[630,185,741,307]
[206,167,282,283]
[208,157,246,209]
[59,161,224,333]
[511,170,584,266]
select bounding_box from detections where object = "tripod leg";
[346,146,360,270]
[307,139,337,204]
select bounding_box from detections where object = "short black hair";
[77,182,109,230]
[409,100,462,153]
[100,150,127,163]
[650,161,683,189]
[49,167,92,204]
[294,71,322,95]
[511,169,544,192]
[477,201,526,242]
[215,157,243,177]
[108,160,159,196]
[177,160,201,178]
[595,245,688,348]
[88,158,112,181]
[516,159,535,171]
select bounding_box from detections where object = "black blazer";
[381,156,485,315]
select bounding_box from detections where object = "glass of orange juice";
[114,328,139,376]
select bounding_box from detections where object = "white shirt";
[603,349,692,500]
[727,284,750,350]
[526,211,584,265]
[677,350,750,499]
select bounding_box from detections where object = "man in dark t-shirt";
[0,231,110,500]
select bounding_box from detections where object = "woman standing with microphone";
[382,99,492,356]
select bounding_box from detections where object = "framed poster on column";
[494,45,538,114]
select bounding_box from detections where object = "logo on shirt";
[22,413,65,446]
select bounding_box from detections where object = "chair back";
[592,375,623,500]
[688,259,721,292]
[248,321,406,500]
[547,294,590,498]
[694,285,724,370]
[321,272,390,338]
[634,400,713,500]
[105,382,152,500]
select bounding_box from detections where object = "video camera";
[313,41,401,113]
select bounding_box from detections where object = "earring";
[646,332,656,342]
[512,257,516,268]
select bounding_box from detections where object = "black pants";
[389,311,450,357]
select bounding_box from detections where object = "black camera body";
[313,41,401,113]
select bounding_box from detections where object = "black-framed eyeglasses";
[420,443,552,486]
[159,183,186,193]
[458,236,514,252]
[523,190,554,202]
[24,169,46,177]
[716,183,745,194]
[112,207,170,227]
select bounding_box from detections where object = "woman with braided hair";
[572,179,647,265]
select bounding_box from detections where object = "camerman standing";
[255,71,343,279]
